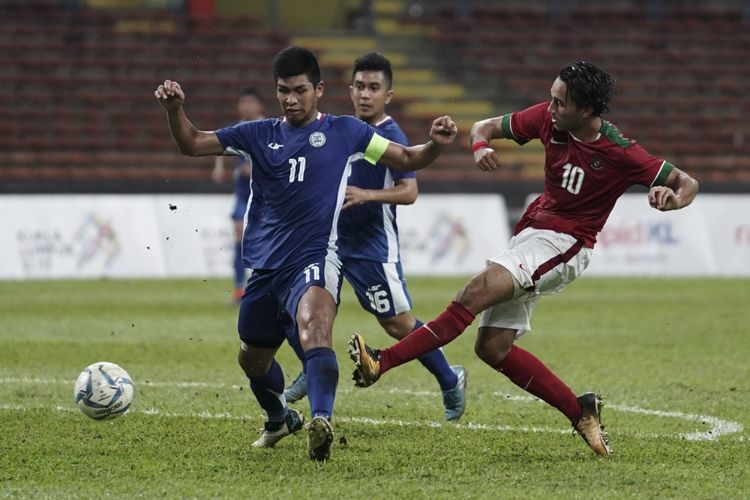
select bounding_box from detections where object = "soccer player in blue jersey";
[211,88,265,303]
[283,52,467,421]
[154,46,457,461]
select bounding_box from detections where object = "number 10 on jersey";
[561,162,584,194]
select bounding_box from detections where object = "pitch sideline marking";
[0,402,746,443]
[392,387,745,441]
[0,377,744,442]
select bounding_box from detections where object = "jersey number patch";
[303,263,320,283]
[288,157,307,182]
[561,162,585,194]
[366,289,391,313]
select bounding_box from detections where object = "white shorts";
[478,228,592,338]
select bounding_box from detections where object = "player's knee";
[237,349,270,378]
[456,265,515,314]
[455,280,485,315]
[378,314,414,339]
[298,325,333,350]
[474,329,514,366]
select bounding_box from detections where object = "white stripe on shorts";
[383,262,411,315]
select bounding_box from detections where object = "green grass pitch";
[1,276,748,498]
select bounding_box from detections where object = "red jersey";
[503,102,673,247]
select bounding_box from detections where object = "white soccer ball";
[74,362,134,420]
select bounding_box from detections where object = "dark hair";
[558,61,616,116]
[240,87,260,98]
[351,51,393,89]
[272,46,321,86]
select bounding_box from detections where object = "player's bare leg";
[296,286,337,460]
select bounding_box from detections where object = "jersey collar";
[281,111,325,125]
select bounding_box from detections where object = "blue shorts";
[237,253,342,348]
[342,258,413,319]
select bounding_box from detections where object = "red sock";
[380,301,475,374]
[494,345,582,424]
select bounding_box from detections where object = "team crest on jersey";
[309,132,326,148]
[589,154,605,170]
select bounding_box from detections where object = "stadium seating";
[0,1,289,192]
[404,1,750,187]
[1,0,748,195]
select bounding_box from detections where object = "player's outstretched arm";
[649,166,699,211]
[379,116,456,172]
[154,80,223,157]
[470,117,504,172]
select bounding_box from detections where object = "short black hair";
[351,51,393,89]
[240,87,260,98]
[558,61,616,116]
[272,46,321,86]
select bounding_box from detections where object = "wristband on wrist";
[471,140,490,153]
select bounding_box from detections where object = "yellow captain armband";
[363,133,390,164]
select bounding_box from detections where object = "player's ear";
[578,105,594,119]
[384,89,394,105]
[316,81,325,98]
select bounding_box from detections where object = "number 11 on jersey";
[289,157,306,182]
[303,263,320,282]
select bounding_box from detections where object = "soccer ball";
[74,362,134,420]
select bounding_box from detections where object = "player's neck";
[289,110,321,128]
[359,111,388,126]
[569,117,602,143]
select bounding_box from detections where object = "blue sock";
[414,319,458,391]
[233,241,244,289]
[304,347,338,420]
[248,359,287,423]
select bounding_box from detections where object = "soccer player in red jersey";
[348,61,699,456]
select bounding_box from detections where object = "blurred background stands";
[1,0,748,214]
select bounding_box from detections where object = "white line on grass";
[1,402,746,444]
[608,403,744,442]
[487,390,744,441]
[0,377,744,442]
[0,402,572,436]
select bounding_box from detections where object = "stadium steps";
[291,1,499,179]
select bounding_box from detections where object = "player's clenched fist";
[648,185,680,211]
[429,116,457,145]
[474,145,501,171]
[154,80,185,110]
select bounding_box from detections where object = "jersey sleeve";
[621,142,675,187]
[336,116,383,160]
[215,121,259,157]
[500,102,549,145]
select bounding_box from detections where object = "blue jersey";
[338,116,415,263]
[215,113,388,270]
